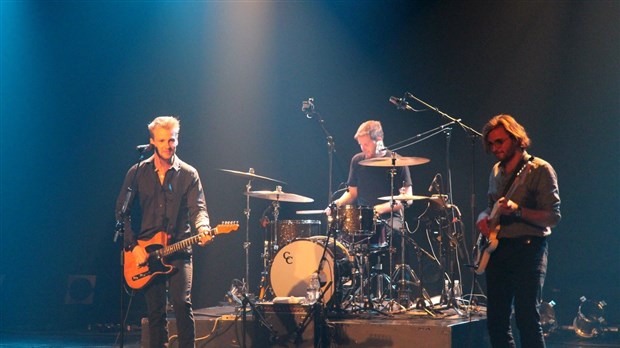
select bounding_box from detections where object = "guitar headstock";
[213,221,240,234]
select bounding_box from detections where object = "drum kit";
[218,153,459,314]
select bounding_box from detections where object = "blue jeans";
[486,237,548,348]
[144,256,195,348]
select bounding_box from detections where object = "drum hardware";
[376,196,438,313]
[539,300,558,337]
[435,203,467,316]
[378,194,433,202]
[369,259,390,303]
[244,186,314,301]
[357,252,390,315]
[218,168,287,296]
[572,296,609,338]
[295,209,326,215]
[405,232,439,316]
[369,152,413,312]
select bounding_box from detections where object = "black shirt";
[116,155,210,249]
[347,151,413,211]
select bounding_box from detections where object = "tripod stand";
[390,205,420,309]
[436,202,466,315]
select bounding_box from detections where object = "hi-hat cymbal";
[359,156,430,167]
[245,190,314,203]
[218,168,286,184]
[378,194,431,201]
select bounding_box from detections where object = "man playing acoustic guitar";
[476,114,561,348]
[116,116,212,348]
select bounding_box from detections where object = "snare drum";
[269,236,352,304]
[273,220,321,247]
[336,205,376,236]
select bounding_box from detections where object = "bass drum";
[269,236,352,304]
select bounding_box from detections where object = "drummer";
[326,120,413,246]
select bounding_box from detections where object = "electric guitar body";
[124,222,239,289]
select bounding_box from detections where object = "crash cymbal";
[218,168,286,184]
[296,210,326,215]
[359,155,430,167]
[245,189,314,203]
[378,194,432,201]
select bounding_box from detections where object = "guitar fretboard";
[157,230,215,257]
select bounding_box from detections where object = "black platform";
[142,304,489,347]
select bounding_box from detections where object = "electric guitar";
[474,161,530,275]
[124,221,239,289]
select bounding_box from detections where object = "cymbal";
[296,210,325,215]
[218,168,286,184]
[245,190,314,203]
[359,155,430,167]
[378,194,432,201]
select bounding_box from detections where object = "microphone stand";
[114,148,150,347]
[303,98,337,205]
[241,293,276,348]
[391,92,483,316]
[403,92,482,253]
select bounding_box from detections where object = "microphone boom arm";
[404,92,482,138]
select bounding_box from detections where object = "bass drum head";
[269,238,336,303]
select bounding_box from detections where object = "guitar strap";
[500,155,533,197]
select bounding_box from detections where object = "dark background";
[1,1,618,330]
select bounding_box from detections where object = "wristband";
[514,206,522,218]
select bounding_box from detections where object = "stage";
[141,304,490,347]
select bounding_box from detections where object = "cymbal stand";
[257,199,281,300]
[405,232,439,316]
[242,168,254,295]
[347,235,389,315]
[438,205,465,316]
[382,154,404,313]
[325,209,349,313]
[390,203,420,309]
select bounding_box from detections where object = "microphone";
[389,96,414,111]
[302,98,315,118]
[374,140,387,156]
[136,144,153,153]
[427,174,440,193]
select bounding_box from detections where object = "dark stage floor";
[1,305,618,347]
[1,329,618,347]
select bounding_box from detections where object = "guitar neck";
[490,162,529,221]
[158,229,215,258]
